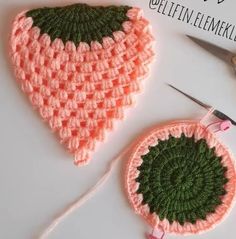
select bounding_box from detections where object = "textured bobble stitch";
[10,4,155,166]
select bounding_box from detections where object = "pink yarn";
[147,234,158,239]
[10,7,155,166]
[37,144,132,239]
[125,120,236,235]
[33,119,236,238]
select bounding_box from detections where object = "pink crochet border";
[125,120,236,235]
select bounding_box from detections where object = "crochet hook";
[167,84,236,126]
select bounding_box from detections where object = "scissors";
[167,84,236,126]
[187,35,236,74]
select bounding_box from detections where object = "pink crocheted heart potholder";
[10,3,155,166]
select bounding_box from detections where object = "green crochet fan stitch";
[136,134,228,225]
[26,3,131,46]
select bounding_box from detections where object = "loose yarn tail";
[146,227,165,239]
[200,107,215,124]
[200,108,232,133]
[37,146,131,239]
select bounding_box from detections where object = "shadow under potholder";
[10,3,155,166]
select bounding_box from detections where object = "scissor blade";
[167,84,211,109]
[187,35,235,66]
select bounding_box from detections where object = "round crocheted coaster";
[10,3,155,166]
[125,120,236,235]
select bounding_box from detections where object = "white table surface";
[1,0,236,238]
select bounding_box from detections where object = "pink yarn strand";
[38,146,131,239]
[200,107,215,124]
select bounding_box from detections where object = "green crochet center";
[136,134,228,225]
[26,3,131,46]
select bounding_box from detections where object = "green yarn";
[136,134,228,225]
[26,3,131,46]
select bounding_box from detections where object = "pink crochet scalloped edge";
[125,120,236,235]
